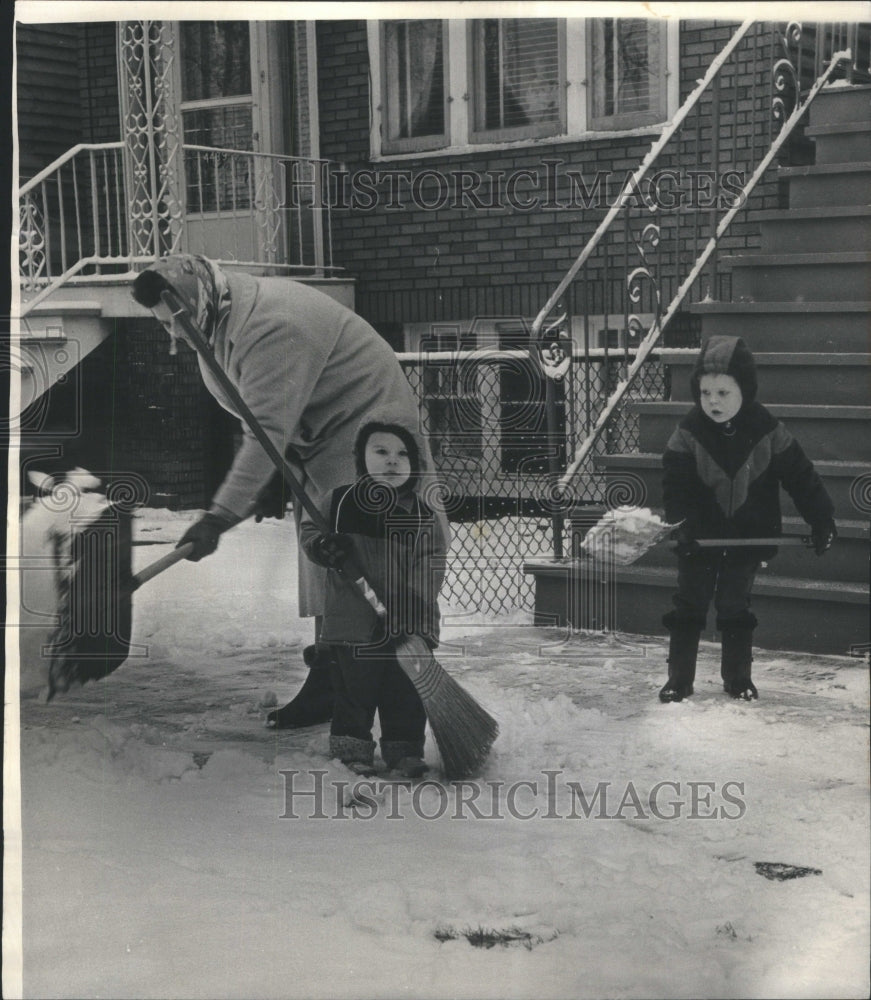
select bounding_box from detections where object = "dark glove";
[254,470,288,522]
[310,533,355,570]
[811,520,837,556]
[671,524,700,558]
[176,513,232,562]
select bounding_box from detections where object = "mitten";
[254,470,288,522]
[811,520,837,556]
[311,533,355,570]
[671,523,700,558]
[176,513,232,562]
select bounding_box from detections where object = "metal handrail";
[530,21,756,341]
[555,43,853,492]
[18,142,125,196]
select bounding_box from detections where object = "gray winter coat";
[201,272,441,616]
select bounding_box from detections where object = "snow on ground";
[7,509,870,999]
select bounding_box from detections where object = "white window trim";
[368,19,679,162]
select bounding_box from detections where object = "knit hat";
[354,412,422,488]
[690,336,757,406]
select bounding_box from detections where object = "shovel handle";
[686,536,812,549]
[132,543,195,590]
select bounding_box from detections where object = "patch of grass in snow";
[434,924,558,950]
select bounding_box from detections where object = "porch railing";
[526,21,862,543]
[18,143,338,316]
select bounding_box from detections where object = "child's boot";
[380,740,429,778]
[659,616,702,703]
[719,615,757,700]
[330,735,377,776]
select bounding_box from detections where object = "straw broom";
[161,290,499,780]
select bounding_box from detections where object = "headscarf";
[131,254,232,347]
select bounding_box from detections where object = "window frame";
[467,18,567,145]
[585,18,669,131]
[368,18,678,160]
[378,19,451,156]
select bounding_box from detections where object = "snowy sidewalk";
[11,512,870,999]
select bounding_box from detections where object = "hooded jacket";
[299,411,449,648]
[663,336,835,558]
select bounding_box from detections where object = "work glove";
[670,524,700,558]
[176,513,233,562]
[811,520,837,556]
[254,470,289,522]
[310,532,355,571]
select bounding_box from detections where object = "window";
[380,20,448,154]
[471,19,565,142]
[588,19,667,129]
[369,19,677,158]
[179,22,254,212]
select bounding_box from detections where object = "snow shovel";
[44,501,194,700]
[160,289,499,779]
[578,508,815,567]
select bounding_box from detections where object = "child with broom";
[299,410,449,778]
[659,335,836,703]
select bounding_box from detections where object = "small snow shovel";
[580,512,814,568]
[161,289,499,779]
[45,507,194,700]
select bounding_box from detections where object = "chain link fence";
[398,337,671,615]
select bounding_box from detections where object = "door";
[174,21,285,265]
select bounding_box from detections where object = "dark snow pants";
[666,549,760,632]
[328,642,427,745]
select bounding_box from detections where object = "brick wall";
[317,20,782,339]
[80,22,121,143]
[112,320,238,510]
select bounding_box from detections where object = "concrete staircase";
[528,83,871,655]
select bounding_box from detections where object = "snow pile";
[579,505,677,565]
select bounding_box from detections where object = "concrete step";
[659,350,870,406]
[805,120,871,164]
[524,560,869,654]
[605,515,871,585]
[633,402,871,462]
[808,84,871,127]
[752,206,871,253]
[777,162,871,208]
[723,251,870,302]
[687,301,871,353]
[594,453,871,522]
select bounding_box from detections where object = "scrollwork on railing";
[626,222,663,340]
[772,22,802,133]
[19,193,46,293]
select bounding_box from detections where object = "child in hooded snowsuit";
[299,414,448,777]
[660,336,836,703]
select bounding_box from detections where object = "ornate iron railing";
[526,21,860,535]
[17,143,338,315]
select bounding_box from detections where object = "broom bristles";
[394,635,499,781]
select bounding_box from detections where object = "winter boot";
[720,624,757,700]
[330,735,377,776]
[265,645,334,729]
[659,625,701,703]
[380,740,429,778]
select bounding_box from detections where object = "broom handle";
[160,290,387,617]
[690,536,812,548]
[132,542,195,590]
